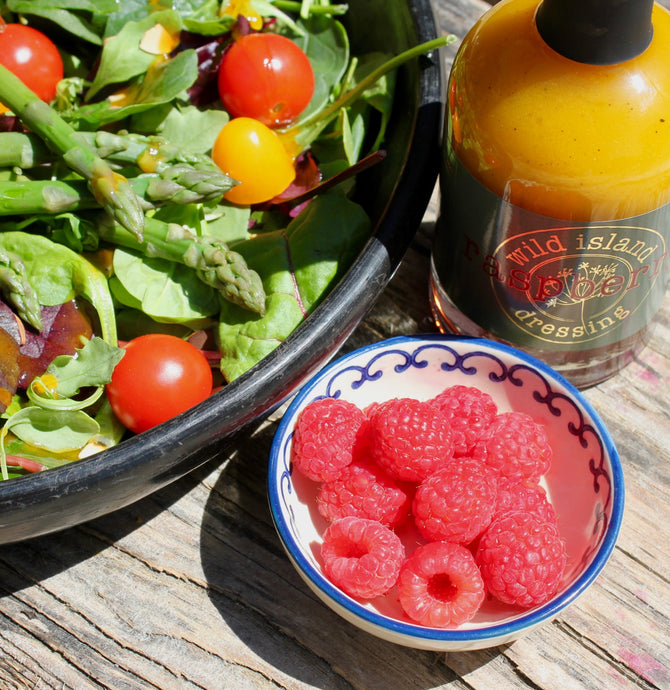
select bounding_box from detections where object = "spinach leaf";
[147,104,229,155]
[103,0,207,39]
[7,0,115,44]
[8,0,115,10]
[202,203,252,245]
[217,190,370,380]
[86,10,185,100]
[70,50,199,128]
[353,52,397,151]
[293,15,350,124]
[110,247,219,327]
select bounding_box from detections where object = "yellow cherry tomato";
[212,117,296,206]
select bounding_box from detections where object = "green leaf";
[86,10,184,100]
[92,397,126,448]
[293,15,350,124]
[7,1,117,44]
[158,105,229,155]
[49,212,100,253]
[353,51,396,151]
[8,0,116,10]
[4,407,99,454]
[71,50,199,128]
[202,203,252,244]
[103,0,202,38]
[247,1,305,34]
[340,106,367,166]
[44,337,125,399]
[110,247,219,325]
[217,191,370,381]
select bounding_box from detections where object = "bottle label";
[433,150,670,352]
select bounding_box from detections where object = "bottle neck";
[535,0,654,64]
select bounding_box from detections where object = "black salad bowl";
[0,0,444,544]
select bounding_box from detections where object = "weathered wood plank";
[0,1,667,688]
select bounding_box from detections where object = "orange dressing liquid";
[450,0,670,221]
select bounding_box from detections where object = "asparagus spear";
[0,64,145,240]
[0,132,50,169]
[98,215,266,316]
[0,130,224,173]
[0,164,237,215]
[85,131,225,173]
[143,163,237,205]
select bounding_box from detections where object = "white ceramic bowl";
[268,335,624,651]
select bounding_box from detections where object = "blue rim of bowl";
[268,334,625,643]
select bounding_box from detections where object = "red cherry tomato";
[0,23,63,103]
[106,334,213,434]
[212,116,296,205]
[218,33,315,128]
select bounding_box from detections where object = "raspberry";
[397,541,485,627]
[494,477,558,525]
[321,517,405,599]
[317,462,412,527]
[368,397,455,481]
[291,397,366,482]
[473,411,552,482]
[412,458,497,544]
[475,512,567,608]
[431,385,498,456]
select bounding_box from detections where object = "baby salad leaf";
[217,190,370,381]
[292,14,349,124]
[202,203,252,245]
[2,436,74,469]
[90,397,126,450]
[353,52,397,151]
[3,408,99,454]
[181,1,235,36]
[8,0,116,10]
[0,338,123,477]
[38,336,124,400]
[102,0,173,39]
[110,247,219,326]
[86,10,185,101]
[68,50,199,128]
[6,0,116,45]
[152,104,229,155]
[242,1,305,35]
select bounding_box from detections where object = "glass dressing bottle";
[430,0,670,387]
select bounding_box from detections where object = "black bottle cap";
[536,0,654,64]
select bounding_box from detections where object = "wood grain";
[0,1,668,688]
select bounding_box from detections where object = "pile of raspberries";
[290,385,567,628]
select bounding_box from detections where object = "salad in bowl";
[0,0,445,541]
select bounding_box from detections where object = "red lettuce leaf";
[0,300,93,390]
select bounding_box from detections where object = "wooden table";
[1,2,669,688]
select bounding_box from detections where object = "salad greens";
[0,0,452,478]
